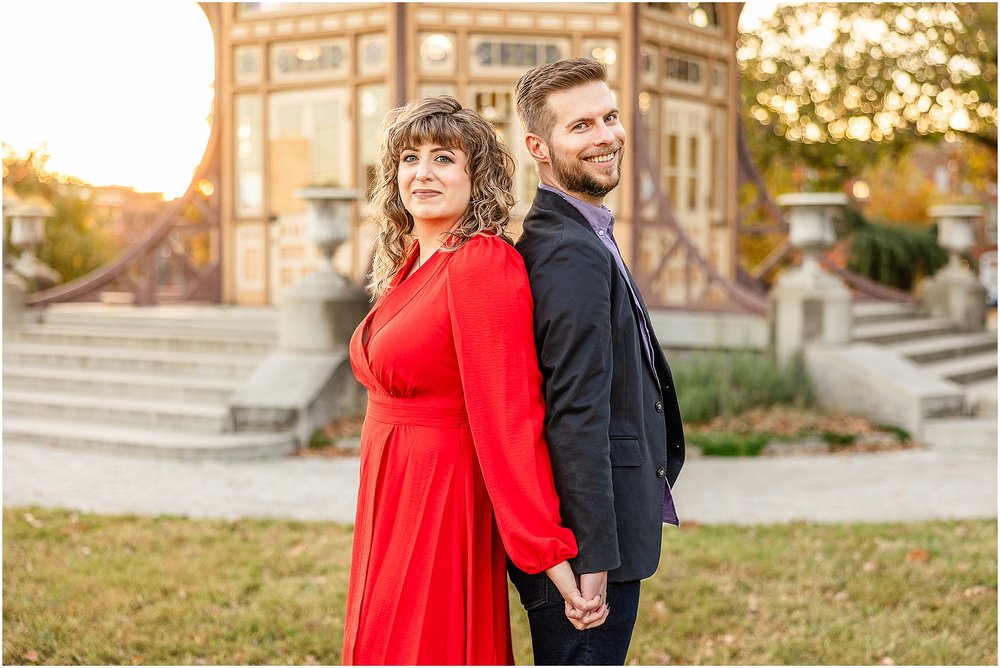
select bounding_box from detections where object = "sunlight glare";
[1,2,215,199]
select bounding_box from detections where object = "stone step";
[2,417,297,460]
[852,317,959,344]
[964,378,998,418]
[3,343,258,379]
[2,365,239,403]
[3,389,231,432]
[851,300,919,325]
[806,343,966,441]
[921,351,998,385]
[8,324,275,355]
[922,417,998,453]
[884,331,999,364]
[39,304,279,335]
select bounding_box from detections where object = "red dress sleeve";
[446,235,578,574]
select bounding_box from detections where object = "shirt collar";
[539,184,614,236]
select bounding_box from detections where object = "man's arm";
[527,235,620,575]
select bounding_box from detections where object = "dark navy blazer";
[512,187,685,584]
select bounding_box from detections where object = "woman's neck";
[412,219,455,265]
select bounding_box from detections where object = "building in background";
[214,2,743,307]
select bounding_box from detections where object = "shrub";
[843,207,948,291]
[671,350,813,424]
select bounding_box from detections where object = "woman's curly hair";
[366,96,516,299]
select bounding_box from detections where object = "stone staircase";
[807,301,997,452]
[2,304,298,459]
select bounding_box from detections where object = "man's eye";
[574,123,587,131]
[606,114,618,123]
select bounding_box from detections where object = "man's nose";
[594,122,616,145]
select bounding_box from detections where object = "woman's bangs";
[397,113,465,153]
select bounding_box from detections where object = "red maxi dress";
[343,234,577,665]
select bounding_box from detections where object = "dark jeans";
[509,567,641,665]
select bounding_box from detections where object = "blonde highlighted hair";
[366,96,516,299]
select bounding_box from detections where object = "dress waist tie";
[365,393,469,428]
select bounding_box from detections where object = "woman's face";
[397,142,472,231]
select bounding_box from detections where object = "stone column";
[920,204,986,331]
[769,192,851,366]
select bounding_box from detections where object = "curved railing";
[28,3,223,307]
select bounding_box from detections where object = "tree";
[738,2,998,180]
[3,145,121,284]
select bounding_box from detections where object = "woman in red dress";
[343,97,608,665]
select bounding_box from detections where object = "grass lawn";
[3,507,996,665]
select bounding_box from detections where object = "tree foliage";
[3,145,121,284]
[738,2,998,179]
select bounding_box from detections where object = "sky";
[0,1,778,200]
[0,1,215,199]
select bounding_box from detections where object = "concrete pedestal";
[3,270,29,331]
[279,270,370,353]
[230,269,371,447]
[920,263,987,331]
[769,261,852,366]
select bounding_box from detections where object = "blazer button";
[655,400,663,413]
[656,467,666,478]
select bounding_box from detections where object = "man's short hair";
[514,57,608,140]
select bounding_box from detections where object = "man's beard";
[550,144,624,200]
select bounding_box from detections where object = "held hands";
[544,563,610,630]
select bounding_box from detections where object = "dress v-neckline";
[357,241,447,383]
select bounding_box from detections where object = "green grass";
[686,432,771,457]
[4,508,996,665]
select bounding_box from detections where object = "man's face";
[538,80,626,206]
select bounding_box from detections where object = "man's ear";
[525,133,549,163]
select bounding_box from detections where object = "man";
[508,57,686,665]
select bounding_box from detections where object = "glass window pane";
[234,45,262,86]
[358,84,387,191]
[358,34,388,76]
[235,94,263,217]
[269,39,350,83]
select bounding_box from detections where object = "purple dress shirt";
[538,184,679,526]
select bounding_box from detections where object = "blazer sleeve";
[445,237,578,575]
[525,231,621,574]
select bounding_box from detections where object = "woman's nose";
[415,158,433,181]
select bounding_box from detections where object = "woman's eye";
[401,154,417,163]
[434,155,454,163]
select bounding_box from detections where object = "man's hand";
[544,562,608,630]
[577,571,609,626]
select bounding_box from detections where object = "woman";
[343,96,607,665]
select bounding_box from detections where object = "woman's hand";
[544,561,610,630]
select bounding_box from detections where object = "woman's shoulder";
[452,233,521,264]
[447,234,527,281]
